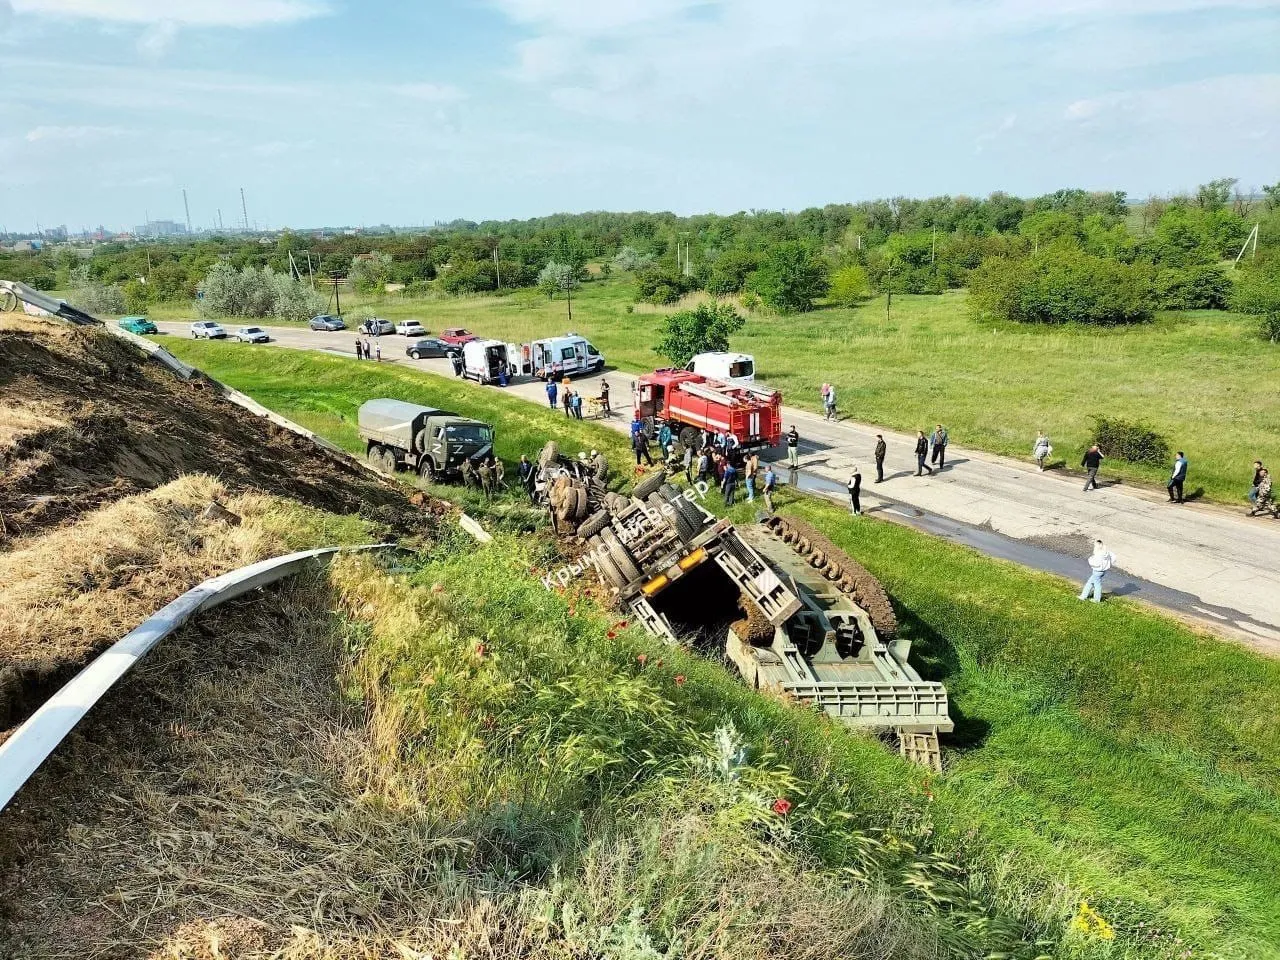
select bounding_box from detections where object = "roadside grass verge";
[161,338,1280,957]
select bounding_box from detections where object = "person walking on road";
[1248,460,1265,505]
[762,464,777,512]
[1033,431,1052,471]
[1079,540,1116,603]
[1168,451,1188,503]
[546,380,558,409]
[874,434,887,483]
[721,460,739,506]
[931,424,949,470]
[786,426,800,468]
[744,452,759,502]
[823,383,837,421]
[1082,444,1104,491]
[914,431,933,476]
[847,465,862,515]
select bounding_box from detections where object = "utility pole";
[493,246,501,290]
[182,189,192,234]
[565,273,573,324]
[886,260,894,322]
[240,187,249,233]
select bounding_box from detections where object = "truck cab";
[357,398,494,482]
[686,351,755,384]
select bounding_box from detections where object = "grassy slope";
[166,338,1280,958]
[150,273,1280,503]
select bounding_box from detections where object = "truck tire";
[591,539,627,589]
[577,509,610,539]
[418,459,436,482]
[632,470,665,500]
[648,492,697,545]
[603,492,630,516]
[662,485,706,543]
[600,528,641,584]
[679,426,701,450]
[538,440,559,471]
[367,444,384,467]
[380,447,399,474]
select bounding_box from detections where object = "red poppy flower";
[607,630,617,639]
[432,583,445,594]
[674,675,686,686]
[617,620,629,629]
[475,643,486,657]
[771,798,792,816]
[655,658,663,668]
[636,653,648,665]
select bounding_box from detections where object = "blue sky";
[1,0,1277,232]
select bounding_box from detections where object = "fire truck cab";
[634,368,782,450]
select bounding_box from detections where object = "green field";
[164,337,1280,958]
[142,274,1279,504]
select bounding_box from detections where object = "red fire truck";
[634,369,782,450]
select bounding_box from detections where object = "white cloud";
[10,0,329,27]
[25,124,124,141]
[489,0,708,35]
[1064,73,1280,127]
[393,83,466,103]
[136,18,176,57]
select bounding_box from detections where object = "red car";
[439,327,479,345]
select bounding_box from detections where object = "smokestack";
[182,189,192,234]
[240,187,249,233]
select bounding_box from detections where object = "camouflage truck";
[579,480,953,769]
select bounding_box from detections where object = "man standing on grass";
[786,426,800,468]
[1168,451,1188,503]
[518,454,536,501]
[546,379,558,410]
[721,459,739,506]
[914,431,933,476]
[1079,540,1115,603]
[874,434,887,483]
[1082,444,1104,491]
[931,424,948,470]
[633,427,654,467]
[697,447,711,484]
[683,443,695,483]
[762,464,777,512]
[744,452,759,502]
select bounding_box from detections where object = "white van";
[462,339,515,384]
[530,334,604,381]
[686,351,755,384]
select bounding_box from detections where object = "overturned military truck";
[554,464,953,770]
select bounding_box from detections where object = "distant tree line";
[3,179,1277,330]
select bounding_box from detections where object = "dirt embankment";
[0,318,414,541]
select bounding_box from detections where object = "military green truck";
[357,398,494,482]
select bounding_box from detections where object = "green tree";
[705,249,758,295]
[1196,177,1237,211]
[655,301,746,366]
[748,241,829,312]
[349,251,393,294]
[969,248,1153,325]
[828,265,870,306]
[1232,267,1280,342]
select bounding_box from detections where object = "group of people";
[458,455,505,496]
[546,377,609,421]
[1250,460,1275,515]
[353,338,382,362]
[913,425,949,475]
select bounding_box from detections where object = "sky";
[0,0,1277,232]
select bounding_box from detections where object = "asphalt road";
[159,321,1280,652]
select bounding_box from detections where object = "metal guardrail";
[0,543,393,814]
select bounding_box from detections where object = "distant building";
[134,219,189,238]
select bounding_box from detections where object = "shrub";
[348,251,393,294]
[536,260,581,299]
[1091,416,1170,465]
[613,246,654,272]
[439,259,497,295]
[969,249,1153,325]
[655,301,746,367]
[748,241,829,313]
[635,265,694,305]
[70,283,125,316]
[1231,267,1280,343]
[196,262,324,321]
[1153,266,1230,310]
[705,249,758,296]
[827,265,870,306]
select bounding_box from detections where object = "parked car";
[395,319,428,337]
[439,327,479,345]
[405,337,457,360]
[358,317,395,336]
[189,320,226,339]
[309,314,346,331]
[233,326,270,344]
[118,315,157,335]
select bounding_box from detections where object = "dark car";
[309,314,346,331]
[406,337,458,360]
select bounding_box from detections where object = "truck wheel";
[679,426,700,450]
[538,440,559,471]
[591,540,627,589]
[367,444,384,467]
[632,470,665,500]
[380,448,399,474]
[418,459,436,483]
[577,509,610,539]
[600,528,641,583]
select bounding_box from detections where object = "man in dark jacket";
[721,460,739,506]
[633,428,654,466]
[914,432,932,476]
[786,426,800,468]
[518,454,536,501]
[931,424,949,470]
[874,434,887,483]
[1082,444,1104,491]
[847,466,862,515]
[1168,451,1188,503]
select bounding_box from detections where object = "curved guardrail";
[0,543,393,814]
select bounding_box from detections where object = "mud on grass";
[0,318,417,542]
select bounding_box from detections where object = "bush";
[748,241,829,313]
[635,265,694,305]
[197,262,325,321]
[1153,266,1230,310]
[1091,416,1170,465]
[655,301,746,367]
[1231,267,1280,343]
[537,260,581,299]
[70,283,125,316]
[827,265,871,306]
[439,259,497,295]
[705,249,758,296]
[613,246,654,272]
[969,249,1153,325]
